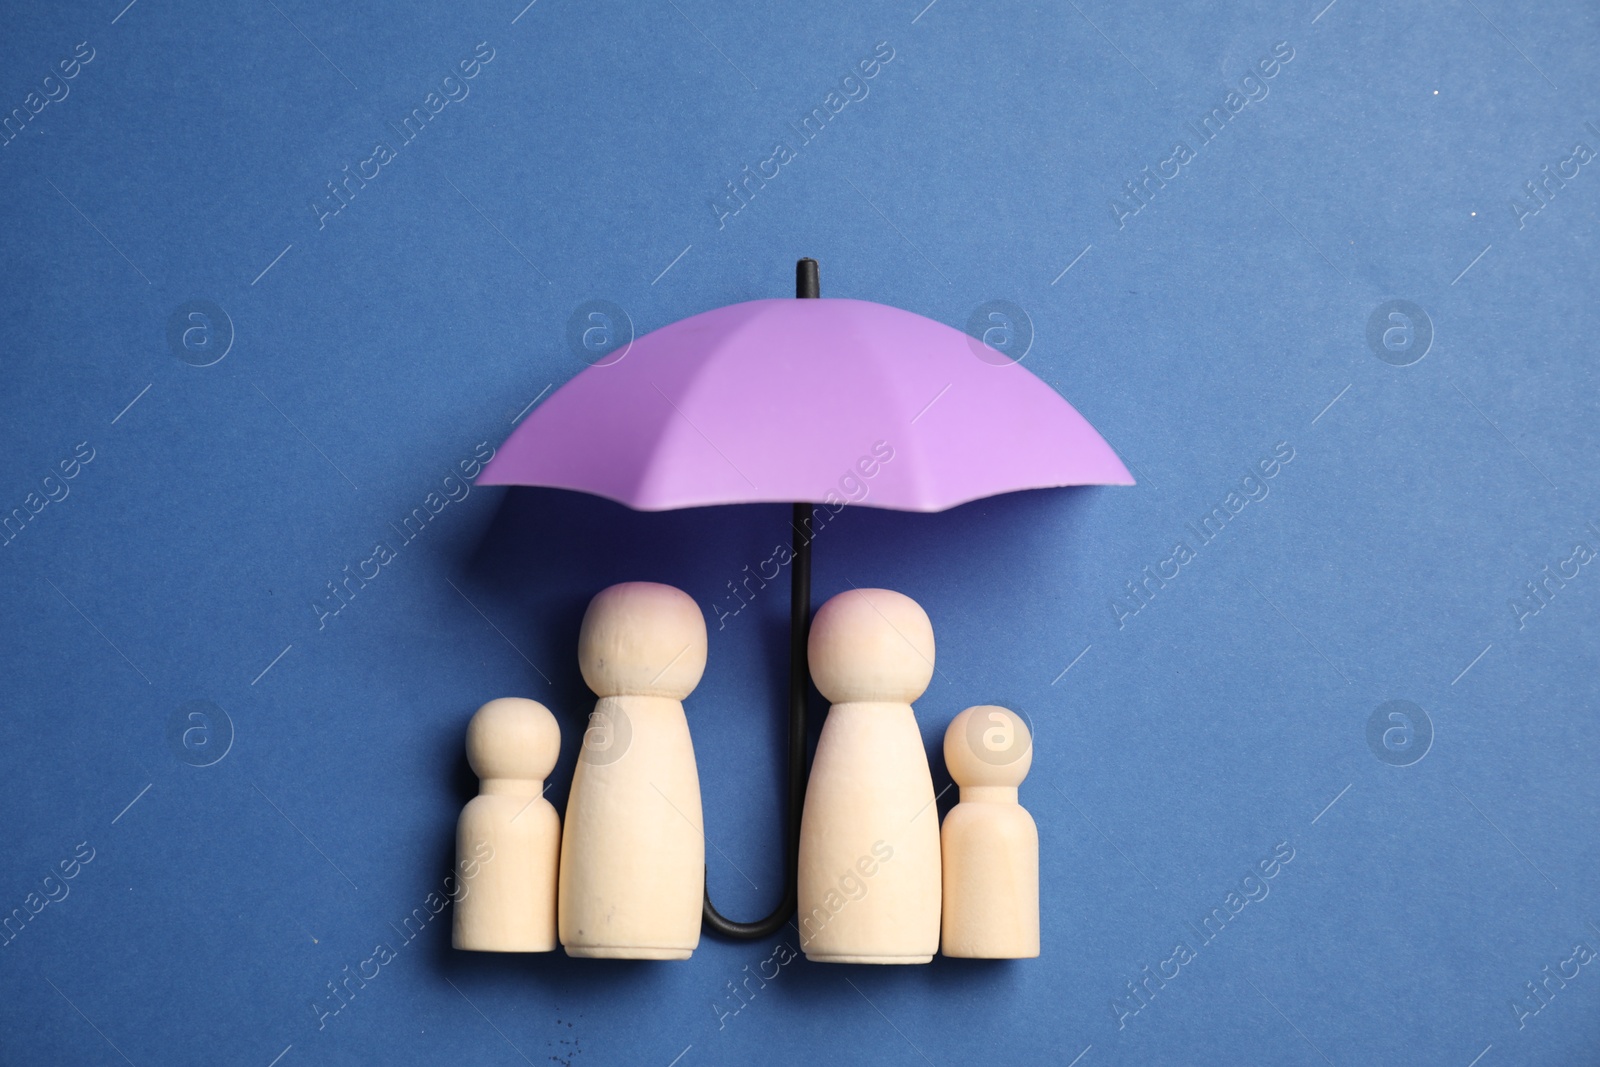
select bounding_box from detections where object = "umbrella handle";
[702,260,819,940]
[701,501,812,940]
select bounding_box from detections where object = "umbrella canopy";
[478,297,1131,507]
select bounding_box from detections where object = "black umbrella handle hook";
[701,260,819,941]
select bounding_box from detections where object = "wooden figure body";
[559,582,707,959]
[798,588,941,964]
[940,705,1039,958]
[453,698,561,952]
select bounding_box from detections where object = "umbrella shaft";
[702,258,818,940]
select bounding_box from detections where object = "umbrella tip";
[796,258,819,300]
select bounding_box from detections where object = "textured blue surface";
[2,1,1598,1064]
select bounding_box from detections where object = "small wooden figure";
[453,698,561,952]
[559,582,707,959]
[798,588,941,964]
[939,705,1039,958]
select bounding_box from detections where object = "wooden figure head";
[465,697,560,783]
[579,581,708,699]
[807,588,936,704]
[943,705,1032,788]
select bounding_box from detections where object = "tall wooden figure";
[559,582,707,959]
[453,698,561,952]
[940,705,1039,958]
[799,588,941,963]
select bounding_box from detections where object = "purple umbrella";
[479,260,1131,938]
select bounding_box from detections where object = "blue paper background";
[2,0,1597,1064]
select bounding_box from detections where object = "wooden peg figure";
[559,582,707,959]
[453,698,561,952]
[940,705,1039,958]
[798,588,941,963]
